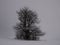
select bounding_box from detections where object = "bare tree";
[14,7,45,40]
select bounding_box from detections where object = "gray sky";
[0,0,60,40]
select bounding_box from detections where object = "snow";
[0,38,60,45]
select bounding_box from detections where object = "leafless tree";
[14,7,45,40]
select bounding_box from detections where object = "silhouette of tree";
[14,7,45,40]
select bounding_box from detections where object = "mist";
[0,0,60,41]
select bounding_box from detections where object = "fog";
[0,0,60,41]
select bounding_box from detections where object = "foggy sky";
[0,0,60,40]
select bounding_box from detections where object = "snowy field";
[0,38,60,45]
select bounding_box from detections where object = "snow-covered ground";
[0,38,60,45]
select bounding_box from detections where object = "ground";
[0,38,60,45]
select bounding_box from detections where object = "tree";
[14,7,45,40]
